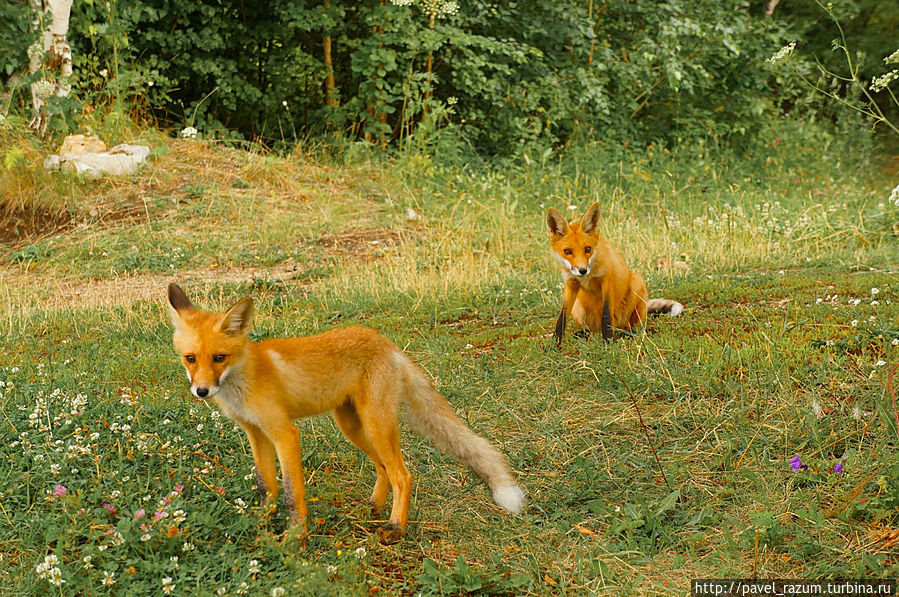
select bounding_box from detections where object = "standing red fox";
[166,284,524,543]
[546,203,683,344]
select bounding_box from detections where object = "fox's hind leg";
[333,401,391,516]
[354,388,412,544]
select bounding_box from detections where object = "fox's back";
[247,327,401,417]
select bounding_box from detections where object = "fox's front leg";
[601,299,613,340]
[268,422,309,536]
[554,279,580,346]
[242,423,279,508]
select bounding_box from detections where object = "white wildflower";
[180,126,198,139]
[162,577,176,595]
[767,42,796,64]
[811,400,824,418]
[871,70,899,93]
[101,571,116,586]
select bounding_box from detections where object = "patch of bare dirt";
[316,227,410,254]
[5,261,305,313]
[0,211,72,246]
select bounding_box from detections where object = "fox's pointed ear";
[167,283,194,326]
[219,297,255,336]
[546,208,568,238]
[580,202,601,234]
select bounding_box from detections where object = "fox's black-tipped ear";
[546,207,568,238]
[580,202,601,234]
[220,297,255,336]
[167,283,193,326]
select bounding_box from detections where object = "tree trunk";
[28,0,74,134]
[322,0,337,107]
[764,0,780,16]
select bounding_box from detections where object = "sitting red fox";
[546,202,683,344]
[166,284,524,544]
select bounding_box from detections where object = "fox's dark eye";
[185,355,196,363]
[584,246,592,254]
[213,354,227,363]
[563,248,573,255]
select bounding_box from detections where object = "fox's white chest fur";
[213,369,261,428]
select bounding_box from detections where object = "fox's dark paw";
[572,329,591,340]
[368,498,382,518]
[282,522,309,549]
[377,522,405,545]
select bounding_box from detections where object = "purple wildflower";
[103,503,116,514]
[134,508,146,519]
[53,485,67,498]
[789,455,808,472]
[833,458,846,475]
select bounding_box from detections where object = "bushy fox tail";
[647,298,684,317]
[395,354,525,514]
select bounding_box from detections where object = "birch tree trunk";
[28,0,74,134]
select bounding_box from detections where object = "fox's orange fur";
[166,284,524,543]
[546,202,683,344]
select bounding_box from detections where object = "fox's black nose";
[196,387,209,398]
[578,267,588,275]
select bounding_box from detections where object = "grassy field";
[1,129,898,595]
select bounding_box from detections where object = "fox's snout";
[182,356,235,399]
[191,383,215,399]
[183,362,222,398]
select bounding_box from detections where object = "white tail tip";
[668,302,684,317]
[493,484,525,514]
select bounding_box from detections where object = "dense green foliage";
[1,0,896,154]
[0,1,33,80]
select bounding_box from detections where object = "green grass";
[1,132,898,595]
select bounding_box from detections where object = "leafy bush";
[2,0,896,155]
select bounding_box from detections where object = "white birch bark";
[28,0,74,134]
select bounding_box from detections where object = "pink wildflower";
[53,485,67,498]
